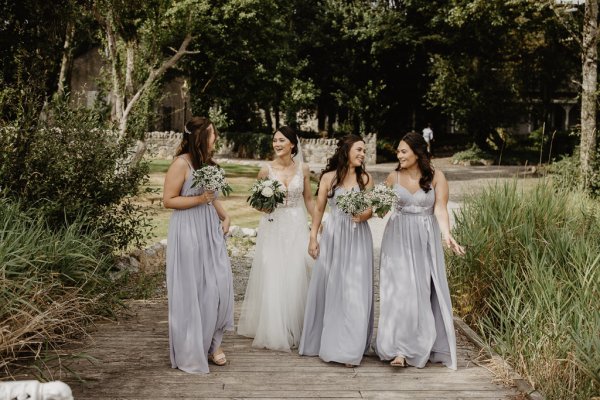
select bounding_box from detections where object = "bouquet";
[191,164,233,197]
[247,178,287,218]
[336,190,370,227]
[366,184,397,218]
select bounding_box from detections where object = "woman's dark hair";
[395,131,434,192]
[274,125,299,157]
[176,116,218,169]
[318,134,370,197]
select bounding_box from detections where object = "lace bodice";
[268,162,305,208]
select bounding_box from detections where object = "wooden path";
[52,300,522,400]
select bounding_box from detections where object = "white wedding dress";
[238,161,312,352]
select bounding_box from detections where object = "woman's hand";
[221,217,230,235]
[308,237,320,259]
[202,190,216,204]
[443,234,466,255]
[351,208,371,223]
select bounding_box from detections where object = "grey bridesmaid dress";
[299,186,374,366]
[375,171,457,369]
[166,157,234,374]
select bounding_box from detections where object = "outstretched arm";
[433,170,465,255]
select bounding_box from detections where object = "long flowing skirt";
[166,204,234,374]
[299,213,374,366]
[238,206,312,351]
[375,213,457,369]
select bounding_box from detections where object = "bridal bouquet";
[247,178,287,215]
[366,184,397,218]
[191,164,233,197]
[336,190,370,218]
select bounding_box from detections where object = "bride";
[238,126,315,352]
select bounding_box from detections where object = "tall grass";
[448,181,599,399]
[0,199,114,374]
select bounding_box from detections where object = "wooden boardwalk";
[52,300,522,400]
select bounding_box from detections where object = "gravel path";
[227,157,541,301]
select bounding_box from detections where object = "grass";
[448,181,600,399]
[0,199,116,375]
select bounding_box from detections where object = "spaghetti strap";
[396,171,400,185]
[266,162,274,179]
[177,155,194,171]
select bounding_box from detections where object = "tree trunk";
[57,21,75,97]
[264,105,273,131]
[274,104,280,129]
[105,19,124,123]
[125,41,135,100]
[581,0,598,190]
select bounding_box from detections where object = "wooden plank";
[32,299,523,400]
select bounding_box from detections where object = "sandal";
[390,356,406,367]
[208,349,227,366]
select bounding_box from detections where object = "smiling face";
[272,131,294,158]
[396,140,418,169]
[347,140,366,168]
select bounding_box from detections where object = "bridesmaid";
[299,134,374,367]
[163,116,234,373]
[375,132,465,370]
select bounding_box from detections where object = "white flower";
[262,179,273,187]
[261,187,274,197]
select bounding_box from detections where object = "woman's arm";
[257,165,269,179]
[163,158,215,209]
[302,164,316,221]
[385,171,395,187]
[352,172,374,223]
[212,199,231,235]
[308,172,333,259]
[252,165,273,213]
[433,170,465,255]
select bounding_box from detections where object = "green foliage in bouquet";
[191,165,233,196]
[247,178,286,213]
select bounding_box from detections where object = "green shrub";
[221,131,273,159]
[0,199,115,373]
[0,99,151,251]
[449,182,600,399]
[376,137,397,163]
[547,148,600,197]
[451,144,495,163]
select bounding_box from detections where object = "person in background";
[422,123,434,155]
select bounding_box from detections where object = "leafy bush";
[221,131,273,159]
[449,182,600,399]
[451,144,495,163]
[0,100,151,251]
[376,137,397,163]
[0,199,115,373]
[547,148,600,197]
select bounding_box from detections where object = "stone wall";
[144,131,377,165]
[299,133,377,165]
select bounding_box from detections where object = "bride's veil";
[294,135,305,164]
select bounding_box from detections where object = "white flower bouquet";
[336,190,370,222]
[247,178,287,214]
[191,164,233,197]
[366,183,397,218]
